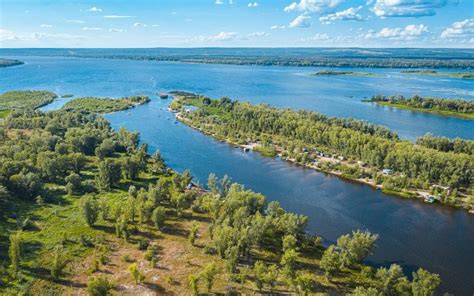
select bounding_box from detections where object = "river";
[0,55,473,294]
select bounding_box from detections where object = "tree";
[225,245,239,274]
[320,245,340,276]
[87,276,114,296]
[281,248,299,280]
[151,206,166,230]
[128,263,145,284]
[351,286,382,296]
[283,234,297,253]
[51,245,68,281]
[65,172,81,195]
[207,173,219,194]
[412,268,441,296]
[295,273,314,296]
[188,222,199,246]
[254,261,266,291]
[375,264,411,295]
[95,159,121,191]
[337,230,378,267]
[188,274,199,296]
[201,262,218,292]
[128,185,137,198]
[82,196,100,226]
[121,156,141,180]
[8,232,21,277]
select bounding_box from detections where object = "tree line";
[178,96,473,201]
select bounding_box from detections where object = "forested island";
[307,70,376,77]
[366,95,474,119]
[401,70,474,79]
[171,93,473,209]
[0,90,444,295]
[61,96,150,113]
[0,58,23,68]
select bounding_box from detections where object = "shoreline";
[368,101,474,120]
[174,112,470,211]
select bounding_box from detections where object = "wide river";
[1,56,473,294]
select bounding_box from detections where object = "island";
[61,95,150,113]
[401,70,474,79]
[0,90,57,115]
[307,70,376,77]
[0,90,443,295]
[171,92,473,209]
[0,58,24,68]
[365,95,474,119]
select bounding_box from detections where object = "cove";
[105,98,474,295]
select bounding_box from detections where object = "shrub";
[87,276,114,296]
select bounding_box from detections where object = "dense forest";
[0,91,444,295]
[0,58,23,68]
[173,94,473,207]
[367,95,474,119]
[416,133,474,155]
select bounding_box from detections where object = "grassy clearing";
[0,110,11,119]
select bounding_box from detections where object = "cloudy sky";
[1,0,473,48]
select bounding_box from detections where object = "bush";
[87,276,114,296]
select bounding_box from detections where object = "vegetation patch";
[366,94,474,120]
[401,70,474,79]
[0,58,24,68]
[0,90,57,111]
[307,70,377,77]
[61,96,150,114]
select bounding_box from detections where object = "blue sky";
[1,0,473,48]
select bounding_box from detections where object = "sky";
[0,0,473,48]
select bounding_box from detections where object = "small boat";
[424,196,435,204]
[158,93,169,99]
[469,208,474,214]
[243,147,250,152]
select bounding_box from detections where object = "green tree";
[200,262,218,292]
[254,260,266,291]
[320,245,340,276]
[282,234,297,253]
[337,230,378,267]
[281,248,299,280]
[8,232,21,277]
[81,196,100,226]
[295,273,314,296]
[51,245,68,281]
[87,276,114,296]
[151,206,166,230]
[351,286,382,296]
[65,172,81,195]
[188,222,199,246]
[95,159,121,191]
[412,268,441,296]
[375,264,411,295]
[128,263,145,284]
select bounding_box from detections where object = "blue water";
[1,55,473,294]
[1,56,473,140]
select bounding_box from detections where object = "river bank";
[171,94,473,213]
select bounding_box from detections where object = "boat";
[158,93,169,99]
[424,196,435,204]
[469,208,474,214]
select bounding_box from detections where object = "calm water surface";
[1,56,473,140]
[1,56,473,294]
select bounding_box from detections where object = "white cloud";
[152,24,160,27]
[247,31,269,38]
[319,6,364,24]
[104,15,134,19]
[441,19,474,39]
[229,0,234,3]
[289,15,312,27]
[89,6,103,12]
[0,29,84,43]
[82,27,103,31]
[40,24,53,28]
[67,19,85,24]
[215,0,224,4]
[301,32,330,41]
[248,2,258,7]
[109,28,125,33]
[133,22,148,27]
[364,24,428,40]
[270,25,286,30]
[284,0,343,13]
[371,0,450,18]
[192,32,238,42]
